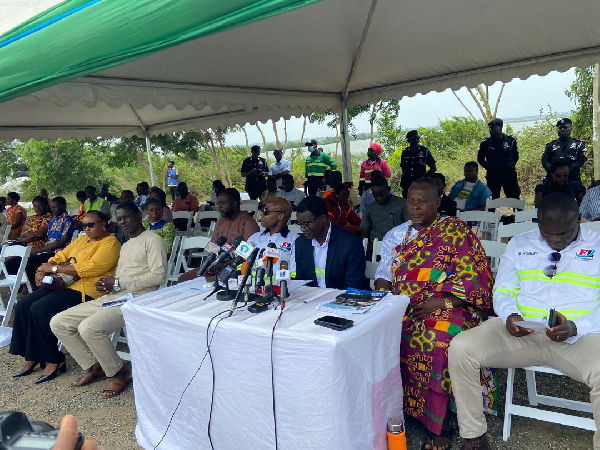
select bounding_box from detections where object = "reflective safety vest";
[493,227,600,342]
[305,152,337,178]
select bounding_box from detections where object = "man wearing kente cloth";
[375,177,495,450]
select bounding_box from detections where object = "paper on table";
[102,292,134,308]
[516,320,548,333]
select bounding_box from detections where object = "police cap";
[406,130,419,140]
[488,118,503,127]
[556,118,572,127]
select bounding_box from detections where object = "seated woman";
[323,183,362,234]
[374,178,494,450]
[149,186,173,222]
[9,211,120,384]
[208,180,226,207]
[6,191,27,239]
[534,161,586,207]
[260,176,279,209]
[143,198,175,253]
[16,196,53,248]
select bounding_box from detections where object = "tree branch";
[493,82,506,118]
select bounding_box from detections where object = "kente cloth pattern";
[391,216,495,434]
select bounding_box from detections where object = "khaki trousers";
[448,317,600,448]
[50,298,125,377]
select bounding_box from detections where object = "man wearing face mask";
[449,192,600,450]
[542,118,587,183]
[304,139,337,196]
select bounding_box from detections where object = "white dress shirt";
[312,223,332,288]
[269,159,292,187]
[375,220,418,282]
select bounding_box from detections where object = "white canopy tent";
[1,0,600,185]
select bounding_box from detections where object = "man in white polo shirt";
[269,148,292,188]
[448,192,600,449]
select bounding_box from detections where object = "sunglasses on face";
[544,251,561,278]
[83,220,102,229]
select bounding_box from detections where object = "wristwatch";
[444,298,453,310]
[51,265,58,273]
[113,278,121,292]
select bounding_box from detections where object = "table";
[122,279,408,449]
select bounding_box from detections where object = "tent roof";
[1,0,599,140]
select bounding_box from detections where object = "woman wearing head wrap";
[358,142,392,195]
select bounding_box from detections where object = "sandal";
[422,428,454,450]
[71,368,107,387]
[102,376,132,398]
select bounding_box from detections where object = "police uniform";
[241,156,268,200]
[478,134,520,199]
[542,137,587,182]
[400,145,436,197]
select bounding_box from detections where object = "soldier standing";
[542,118,587,183]
[477,118,520,199]
[400,130,436,198]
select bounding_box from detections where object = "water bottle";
[387,417,407,450]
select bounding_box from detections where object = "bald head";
[262,197,292,234]
[267,197,292,221]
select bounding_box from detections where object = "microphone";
[196,241,222,277]
[208,236,243,273]
[217,241,257,285]
[263,243,280,279]
[277,260,291,303]
[229,246,261,316]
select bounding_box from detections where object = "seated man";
[276,174,305,210]
[83,185,111,217]
[374,178,494,450]
[260,176,279,208]
[248,197,298,273]
[212,188,260,244]
[323,183,362,234]
[50,202,167,398]
[172,182,199,231]
[449,162,492,211]
[361,176,407,241]
[293,196,366,289]
[580,182,600,221]
[323,170,360,208]
[449,192,600,450]
[431,173,457,217]
[360,170,383,212]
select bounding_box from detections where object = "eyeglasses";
[82,220,102,229]
[544,251,561,278]
[297,216,323,229]
[263,209,283,216]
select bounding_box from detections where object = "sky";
[226,69,577,147]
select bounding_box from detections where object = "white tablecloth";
[122,279,408,450]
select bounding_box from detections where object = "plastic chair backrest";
[496,222,538,241]
[514,209,538,223]
[486,198,526,211]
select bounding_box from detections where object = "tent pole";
[340,99,352,183]
[145,133,156,187]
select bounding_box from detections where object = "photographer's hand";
[54,415,97,450]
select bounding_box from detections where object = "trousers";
[448,317,600,448]
[50,297,125,377]
[485,170,521,199]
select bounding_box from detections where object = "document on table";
[318,288,388,317]
[102,293,134,308]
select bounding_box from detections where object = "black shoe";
[35,363,66,384]
[13,362,46,378]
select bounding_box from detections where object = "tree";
[374,100,402,156]
[452,83,506,131]
[565,66,594,142]
[0,140,21,183]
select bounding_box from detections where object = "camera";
[0,411,84,450]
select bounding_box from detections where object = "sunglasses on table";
[544,251,561,278]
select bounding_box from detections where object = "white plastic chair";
[68,208,79,217]
[515,209,538,223]
[160,235,182,289]
[110,327,130,361]
[365,261,378,289]
[371,238,382,263]
[70,230,81,242]
[290,211,297,222]
[241,203,258,216]
[1,225,12,246]
[480,240,506,274]
[362,238,369,254]
[171,236,211,284]
[503,366,595,441]
[486,198,526,212]
[193,211,220,237]
[581,221,600,233]
[496,222,538,242]
[288,224,302,234]
[0,245,33,326]
[458,211,499,241]
[172,211,193,237]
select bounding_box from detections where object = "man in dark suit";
[293,196,366,290]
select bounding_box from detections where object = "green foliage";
[565,66,593,142]
[0,141,21,183]
[375,100,403,157]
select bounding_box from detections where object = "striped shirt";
[580,186,600,221]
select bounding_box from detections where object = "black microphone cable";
[152,309,228,450]
[270,306,284,450]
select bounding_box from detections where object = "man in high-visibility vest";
[449,192,600,450]
[304,140,337,196]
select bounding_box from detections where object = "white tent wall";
[1,0,600,182]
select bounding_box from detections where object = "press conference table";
[121,279,408,450]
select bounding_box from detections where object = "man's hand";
[506,314,534,337]
[53,415,97,450]
[412,298,445,321]
[95,276,116,293]
[546,311,577,342]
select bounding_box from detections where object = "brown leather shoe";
[461,433,490,450]
[72,364,107,387]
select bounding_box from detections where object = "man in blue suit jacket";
[293,196,367,290]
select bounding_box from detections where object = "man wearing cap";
[241,145,268,200]
[477,118,521,199]
[400,130,437,198]
[358,142,392,195]
[542,118,587,183]
[268,148,292,189]
[304,139,337,196]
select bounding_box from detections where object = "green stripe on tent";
[0,0,323,103]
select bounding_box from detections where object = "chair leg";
[525,369,539,406]
[24,279,33,294]
[1,286,18,327]
[503,368,515,441]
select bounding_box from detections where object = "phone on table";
[314,315,354,331]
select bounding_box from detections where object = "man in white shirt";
[276,174,305,210]
[269,148,292,188]
[248,197,298,273]
[448,192,600,449]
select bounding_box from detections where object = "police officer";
[477,118,520,199]
[542,118,587,183]
[400,130,436,198]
